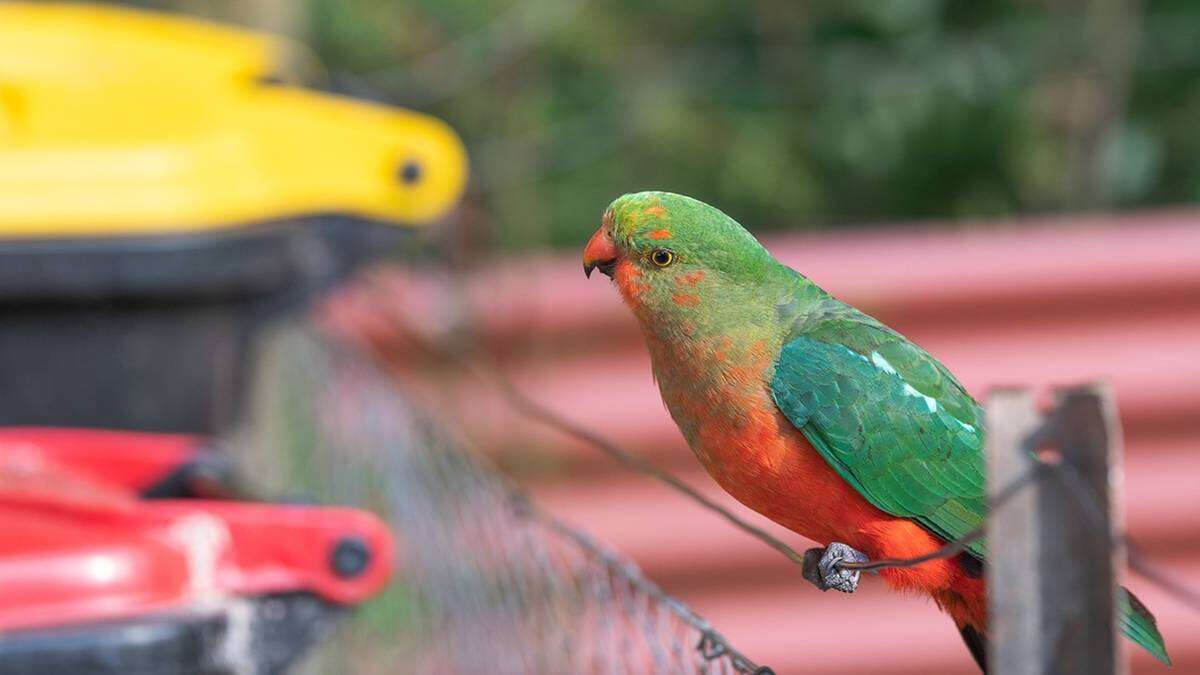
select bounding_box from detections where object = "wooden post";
[986,384,1126,675]
[986,388,1044,674]
[1047,385,1127,674]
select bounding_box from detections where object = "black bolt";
[330,536,372,579]
[398,160,422,185]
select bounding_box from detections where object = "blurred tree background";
[147,0,1200,250]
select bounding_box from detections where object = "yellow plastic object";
[0,3,468,238]
[0,2,293,89]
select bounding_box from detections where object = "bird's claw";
[802,542,869,593]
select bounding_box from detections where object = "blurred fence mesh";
[235,326,764,675]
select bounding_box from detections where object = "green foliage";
[295,1,1200,246]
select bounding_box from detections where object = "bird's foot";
[802,542,869,593]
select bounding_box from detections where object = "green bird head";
[583,191,792,331]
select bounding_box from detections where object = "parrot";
[581,191,1169,671]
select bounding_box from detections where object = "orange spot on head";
[644,205,668,218]
[672,292,700,307]
[649,229,672,240]
[676,271,706,287]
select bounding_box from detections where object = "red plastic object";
[0,428,394,633]
[0,427,202,493]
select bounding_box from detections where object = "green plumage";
[769,299,1170,664]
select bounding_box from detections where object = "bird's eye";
[650,248,675,267]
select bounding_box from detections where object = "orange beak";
[582,226,619,278]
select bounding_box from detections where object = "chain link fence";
[235,327,765,674]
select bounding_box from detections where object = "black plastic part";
[329,536,372,579]
[0,593,345,675]
[246,593,345,674]
[0,216,408,434]
[0,611,229,675]
[140,447,238,500]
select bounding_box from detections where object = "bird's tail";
[1121,586,1171,665]
[956,621,987,673]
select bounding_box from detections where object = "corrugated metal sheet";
[333,208,1200,673]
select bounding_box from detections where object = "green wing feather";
[769,303,1170,664]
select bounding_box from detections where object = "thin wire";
[838,463,1043,573]
[424,339,987,574]
[366,325,812,569]
[494,360,1052,575]
[490,368,806,568]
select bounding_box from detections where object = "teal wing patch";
[770,333,988,559]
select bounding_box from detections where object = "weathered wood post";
[986,388,1043,674]
[986,384,1126,675]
